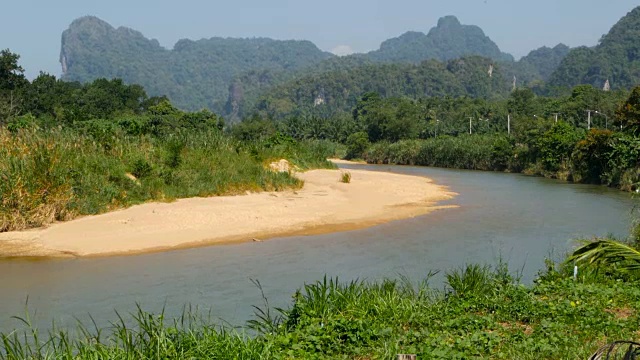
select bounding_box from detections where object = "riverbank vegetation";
[0,127,335,232]
[0,50,335,232]
[250,86,640,192]
[2,255,640,359]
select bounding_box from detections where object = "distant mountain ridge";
[367,16,514,63]
[242,4,640,118]
[60,15,527,116]
[548,6,640,90]
[518,44,571,81]
[60,16,333,112]
[58,6,640,121]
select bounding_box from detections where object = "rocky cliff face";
[367,15,514,63]
[60,16,167,83]
[59,16,332,113]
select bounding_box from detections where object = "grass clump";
[339,171,352,183]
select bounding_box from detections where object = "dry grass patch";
[605,307,634,320]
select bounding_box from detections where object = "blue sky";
[2,0,639,79]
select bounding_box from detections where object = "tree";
[507,88,536,116]
[534,122,583,172]
[231,115,276,141]
[0,49,28,122]
[571,129,614,183]
[21,72,58,116]
[345,132,370,160]
[616,86,640,135]
[0,49,27,91]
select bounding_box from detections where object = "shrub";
[533,122,583,172]
[363,141,391,164]
[490,135,514,171]
[365,135,497,171]
[0,130,75,231]
[165,137,186,169]
[571,129,614,184]
[445,264,495,298]
[6,113,36,133]
[345,131,370,160]
[130,158,153,179]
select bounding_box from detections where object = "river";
[0,164,636,334]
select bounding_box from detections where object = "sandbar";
[0,169,456,258]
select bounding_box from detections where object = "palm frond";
[567,240,640,273]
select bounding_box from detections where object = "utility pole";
[595,111,608,129]
[586,110,593,130]
[469,117,473,135]
[507,113,511,135]
[551,113,560,123]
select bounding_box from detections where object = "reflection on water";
[0,165,636,333]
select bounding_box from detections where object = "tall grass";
[0,128,333,232]
[2,264,639,359]
[364,135,500,171]
[0,305,268,360]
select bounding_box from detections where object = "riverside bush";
[345,131,370,160]
[364,135,497,170]
[361,130,640,190]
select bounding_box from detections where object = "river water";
[0,164,636,334]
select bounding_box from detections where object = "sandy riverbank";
[328,158,367,165]
[0,169,456,258]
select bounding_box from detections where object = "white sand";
[0,169,456,258]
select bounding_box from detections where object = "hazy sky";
[3,0,638,79]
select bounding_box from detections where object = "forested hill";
[227,39,577,120]
[548,6,640,90]
[252,56,510,119]
[61,6,640,120]
[366,16,514,63]
[517,44,571,81]
[243,5,640,120]
[60,16,333,112]
[59,15,521,118]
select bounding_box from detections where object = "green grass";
[0,128,335,232]
[2,262,639,359]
